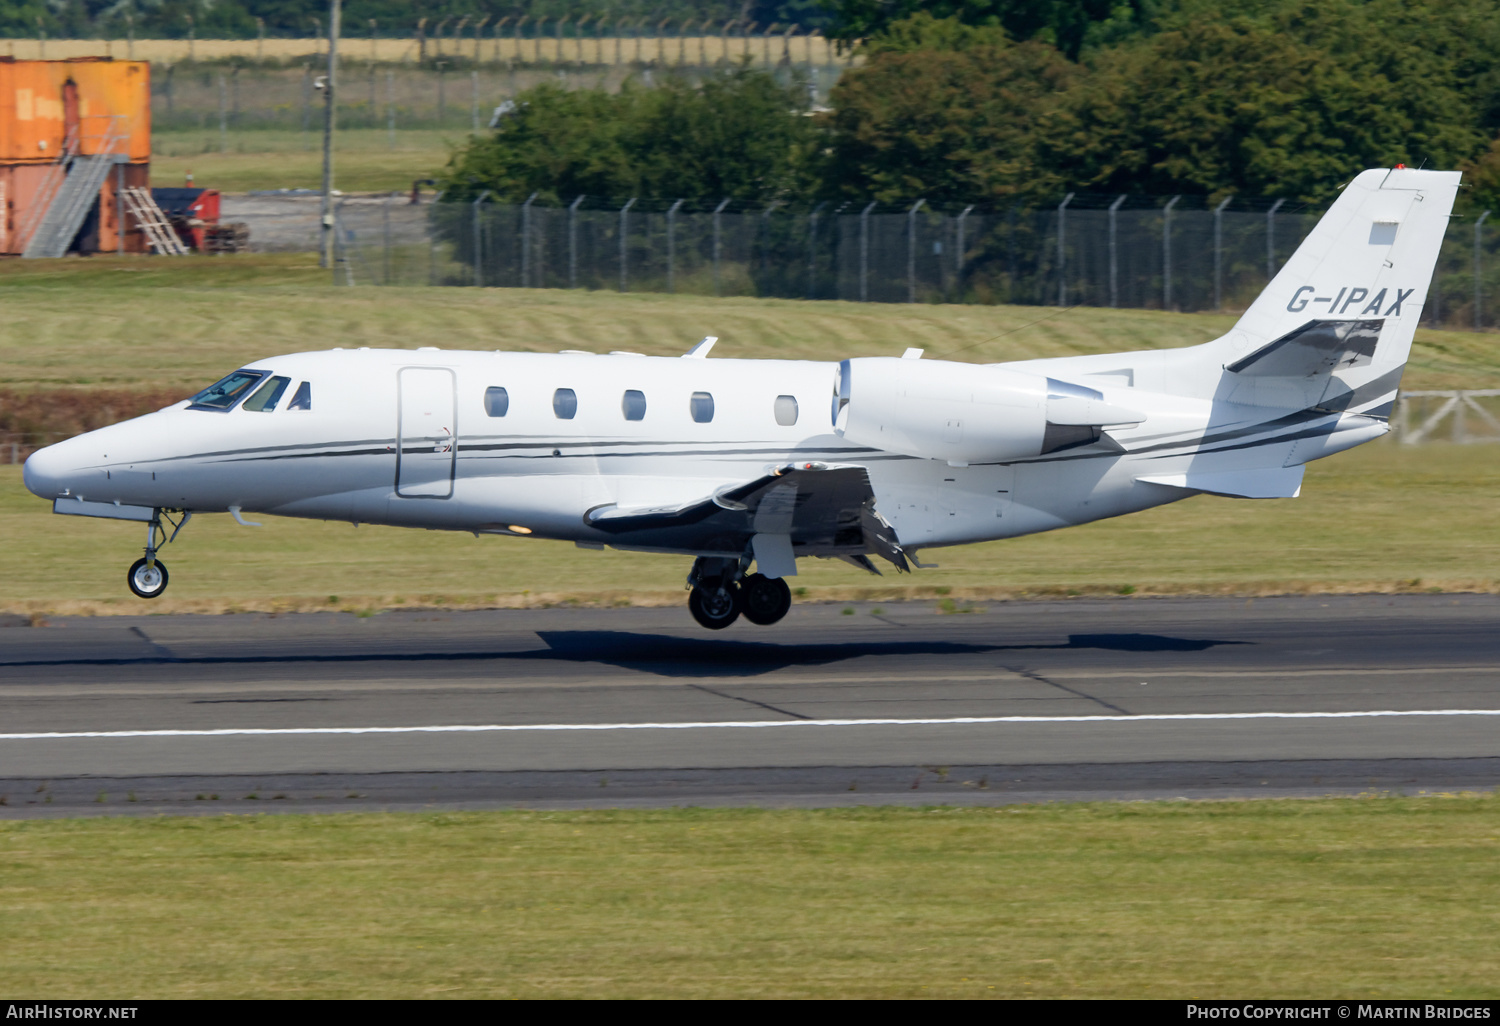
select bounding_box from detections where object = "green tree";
[822,0,1153,59]
[441,66,821,206]
[821,32,1073,204]
[1046,16,1483,203]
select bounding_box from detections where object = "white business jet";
[24,167,1458,629]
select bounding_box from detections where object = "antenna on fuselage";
[682,336,718,358]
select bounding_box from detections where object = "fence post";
[1266,198,1285,282]
[1213,195,1232,311]
[859,200,877,302]
[520,191,538,287]
[619,197,636,292]
[383,192,392,285]
[217,72,227,153]
[471,189,491,287]
[712,197,729,296]
[1056,192,1074,306]
[955,203,973,277]
[1162,195,1181,310]
[955,204,974,301]
[568,194,585,289]
[667,198,684,292]
[1476,210,1491,330]
[808,201,827,300]
[471,70,480,132]
[1107,194,1125,308]
[906,199,926,303]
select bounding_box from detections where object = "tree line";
[442,2,1500,213]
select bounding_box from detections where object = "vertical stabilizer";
[1207,168,1460,412]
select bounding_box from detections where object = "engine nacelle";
[832,358,1145,464]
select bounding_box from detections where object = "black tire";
[688,583,741,630]
[741,573,792,626]
[127,557,169,599]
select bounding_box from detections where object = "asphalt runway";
[2,594,1499,816]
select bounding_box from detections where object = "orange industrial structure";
[0,57,150,256]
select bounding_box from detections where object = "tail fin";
[1209,167,1460,413]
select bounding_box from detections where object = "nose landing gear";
[127,557,169,599]
[126,509,190,600]
[686,558,794,630]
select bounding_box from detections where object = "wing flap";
[584,464,909,569]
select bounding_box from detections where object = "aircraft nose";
[23,439,84,500]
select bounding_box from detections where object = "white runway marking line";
[4,708,1500,740]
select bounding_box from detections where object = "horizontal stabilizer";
[1227,319,1383,378]
[1137,466,1304,499]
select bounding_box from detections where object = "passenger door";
[396,367,456,498]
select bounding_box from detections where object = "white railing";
[1392,391,1500,444]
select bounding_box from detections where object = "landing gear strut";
[127,510,189,600]
[686,558,794,629]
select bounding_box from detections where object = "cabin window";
[188,369,266,411]
[553,388,578,420]
[690,391,714,423]
[622,389,647,421]
[484,386,509,417]
[774,395,798,426]
[242,376,291,413]
[287,381,312,411]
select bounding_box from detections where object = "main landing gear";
[686,557,793,630]
[127,510,190,600]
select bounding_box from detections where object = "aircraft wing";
[583,463,909,571]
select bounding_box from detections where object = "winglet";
[682,336,718,359]
[902,348,924,359]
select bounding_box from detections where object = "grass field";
[1,253,1497,393]
[2,799,1497,998]
[151,129,458,194]
[3,438,1499,614]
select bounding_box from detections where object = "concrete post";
[1163,195,1181,310]
[1108,194,1126,308]
[1056,192,1074,307]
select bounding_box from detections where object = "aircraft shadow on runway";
[529,631,1244,678]
[0,630,1243,677]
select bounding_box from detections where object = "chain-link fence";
[334,194,1500,327]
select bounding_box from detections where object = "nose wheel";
[128,557,169,599]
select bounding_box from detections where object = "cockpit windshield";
[188,370,268,411]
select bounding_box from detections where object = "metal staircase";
[120,187,189,255]
[21,125,125,259]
